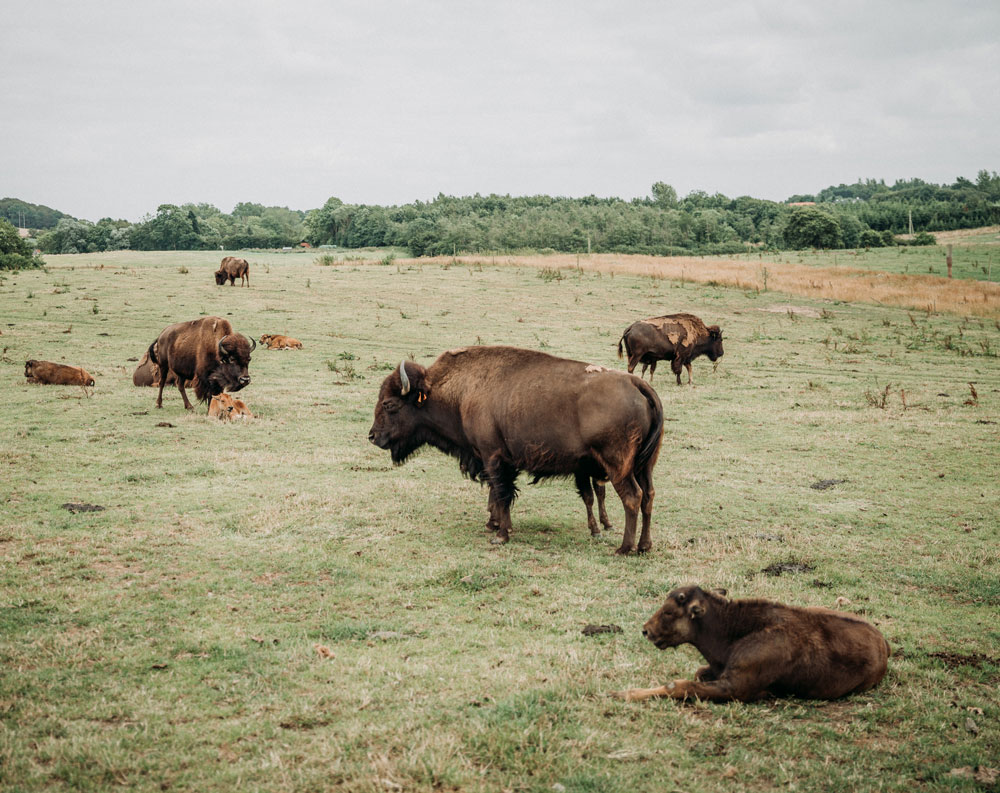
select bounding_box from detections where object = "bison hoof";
[489,534,509,545]
[614,546,634,556]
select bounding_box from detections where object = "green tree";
[783,207,843,249]
[651,181,678,209]
[0,218,41,269]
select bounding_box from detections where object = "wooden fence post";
[946,244,953,278]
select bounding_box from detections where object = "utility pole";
[908,210,914,235]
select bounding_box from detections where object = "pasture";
[1,249,998,792]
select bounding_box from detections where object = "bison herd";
[20,255,892,703]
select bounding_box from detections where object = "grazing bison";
[208,392,253,420]
[618,313,723,385]
[259,333,302,350]
[25,360,95,387]
[368,346,664,554]
[617,586,889,703]
[214,256,250,287]
[149,316,254,411]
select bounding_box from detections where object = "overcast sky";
[3,0,998,222]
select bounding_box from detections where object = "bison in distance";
[148,316,254,412]
[618,586,889,703]
[369,346,664,554]
[618,313,723,385]
[215,257,250,287]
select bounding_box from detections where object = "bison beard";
[369,346,664,554]
[149,317,254,411]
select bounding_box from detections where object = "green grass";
[1,250,998,791]
[731,238,1000,282]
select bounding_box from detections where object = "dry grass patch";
[405,253,1000,318]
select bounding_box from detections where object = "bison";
[208,392,253,420]
[617,586,890,703]
[618,313,723,385]
[368,346,664,554]
[259,334,302,350]
[149,316,254,411]
[215,256,250,287]
[25,360,95,387]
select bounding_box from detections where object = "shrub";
[911,231,937,246]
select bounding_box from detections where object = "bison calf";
[618,586,889,703]
[259,333,302,350]
[208,392,253,420]
[25,360,95,387]
[618,313,723,385]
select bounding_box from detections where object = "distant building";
[787,201,816,207]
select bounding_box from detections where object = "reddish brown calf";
[25,360,95,387]
[618,586,889,703]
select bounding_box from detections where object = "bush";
[0,219,42,270]
[910,231,937,246]
[858,229,884,248]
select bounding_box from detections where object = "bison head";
[258,334,273,346]
[203,334,254,397]
[706,326,724,362]
[368,360,432,464]
[214,270,227,285]
[642,586,727,649]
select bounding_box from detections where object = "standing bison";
[368,346,664,554]
[618,313,723,385]
[148,316,254,411]
[215,256,250,287]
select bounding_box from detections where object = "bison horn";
[218,335,230,356]
[247,335,256,353]
[399,360,411,395]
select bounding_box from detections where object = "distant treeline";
[11,170,1000,257]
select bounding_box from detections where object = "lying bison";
[25,360,95,387]
[368,346,664,554]
[149,316,254,411]
[617,585,889,702]
[618,313,723,385]
[132,347,190,388]
[215,256,249,287]
[259,334,302,350]
[208,392,253,420]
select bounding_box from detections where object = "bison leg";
[485,457,518,545]
[611,475,642,555]
[154,365,170,408]
[617,676,765,703]
[635,466,655,553]
[671,358,684,385]
[626,356,639,375]
[685,362,693,385]
[176,380,195,411]
[574,472,602,537]
[485,488,502,533]
[594,479,613,531]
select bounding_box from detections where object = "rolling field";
[1,250,998,792]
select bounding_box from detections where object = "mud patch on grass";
[928,651,999,670]
[61,502,105,514]
[761,561,815,577]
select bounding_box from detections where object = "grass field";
[2,249,998,792]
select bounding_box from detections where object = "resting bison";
[259,334,302,350]
[215,256,249,287]
[25,360,95,387]
[368,346,664,554]
[617,586,889,703]
[618,313,723,385]
[149,316,254,411]
[208,392,253,420]
[132,347,190,388]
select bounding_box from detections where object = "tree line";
[7,170,998,260]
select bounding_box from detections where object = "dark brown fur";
[132,347,188,388]
[618,313,723,385]
[149,317,254,411]
[618,586,889,703]
[215,256,250,287]
[368,346,664,554]
[25,360,95,387]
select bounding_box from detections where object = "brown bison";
[368,346,664,554]
[25,360,95,387]
[208,392,253,420]
[149,316,254,411]
[617,586,889,703]
[258,334,302,350]
[215,256,250,287]
[618,313,723,385]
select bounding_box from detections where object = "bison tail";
[634,379,664,473]
[617,335,626,360]
[147,341,158,365]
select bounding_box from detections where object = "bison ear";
[688,601,705,619]
[712,588,728,598]
[708,326,722,339]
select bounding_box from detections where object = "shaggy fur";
[618,313,723,385]
[214,257,249,287]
